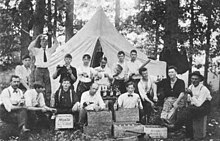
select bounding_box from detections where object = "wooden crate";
[87,110,112,125]
[84,111,113,136]
[115,108,139,122]
[112,122,144,138]
[143,125,167,139]
[193,115,207,139]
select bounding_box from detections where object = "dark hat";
[191,71,204,81]
[22,54,31,60]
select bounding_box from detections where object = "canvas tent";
[48,7,166,92]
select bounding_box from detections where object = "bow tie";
[128,94,133,97]
[13,89,18,93]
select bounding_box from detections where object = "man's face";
[83,57,90,66]
[130,52,137,61]
[11,77,20,89]
[62,81,71,90]
[64,57,72,65]
[89,83,99,96]
[141,70,148,79]
[191,75,200,87]
[168,69,177,79]
[126,84,135,94]
[22,58,31,67]
[118,54,125,62]
[100,59,107,68]
[40,36,48,48]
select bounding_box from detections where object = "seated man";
[117,81,144,123]
[24,82,56,130]
[159,66,185,124]
[54,77,80,114]
[15,55,31,92]
[167,71,212,139]
[117,81,143,109]
[138,67,157,124]
[79,83,106,125]
[0,75,30,135]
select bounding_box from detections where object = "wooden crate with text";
[115,108,139,122]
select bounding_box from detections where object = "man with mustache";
[0,75,30,135]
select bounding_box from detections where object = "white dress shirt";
[138,76,156,101]
[188,84,212,107]
[80,91,105,110]
[15,65,31,84]
[0,86,24,112]
[118,92,143,109]
[112,61,129,80]
[77,65,97,83]
[24,89,46,107]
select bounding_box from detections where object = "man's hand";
[153,96,158,102]
[149,101,154,107]
[94,105,100,112]
[68,68,72,74]
[185,88,192,96]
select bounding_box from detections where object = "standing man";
[15,55,31,92]
[159,66,185,124]
[127,50,151,93]
[24,82,56,130]
[52,54,77,89]
[76,54,97,100]
[0,75,30,135]
[167,71,212,139]
[112,51,129,94]
[28,34,59,106]
[138,67,157,124]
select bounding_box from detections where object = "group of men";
[0,34,212,140]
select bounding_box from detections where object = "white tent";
[48,7,166,92]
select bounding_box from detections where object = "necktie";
[43,49,47,62]
[128,94,133,97]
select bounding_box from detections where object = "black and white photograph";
[0,0,220,140]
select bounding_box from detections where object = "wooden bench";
[193,115,207,139]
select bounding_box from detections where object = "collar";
[9,86,18,93]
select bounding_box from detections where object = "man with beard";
[0,75,30,135]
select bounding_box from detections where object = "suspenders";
[58,89,73,104]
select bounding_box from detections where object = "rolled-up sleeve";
[1,89,13,112]
[191,87,211,107]
[98,94,105,109]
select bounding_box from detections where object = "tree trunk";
[47,0,52,47]
[204,12,212,86]
[65,0,74,42]
[53,0,57,36]
[19,0,32,58]
[188,0,195,86]
[33,0,46,38]
[164,0,179,51]
[115,0,120,29]
[154,23,159,59]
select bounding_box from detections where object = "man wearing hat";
[166,71,212,139]
[24,82,56,130]
[15,54,31,92]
